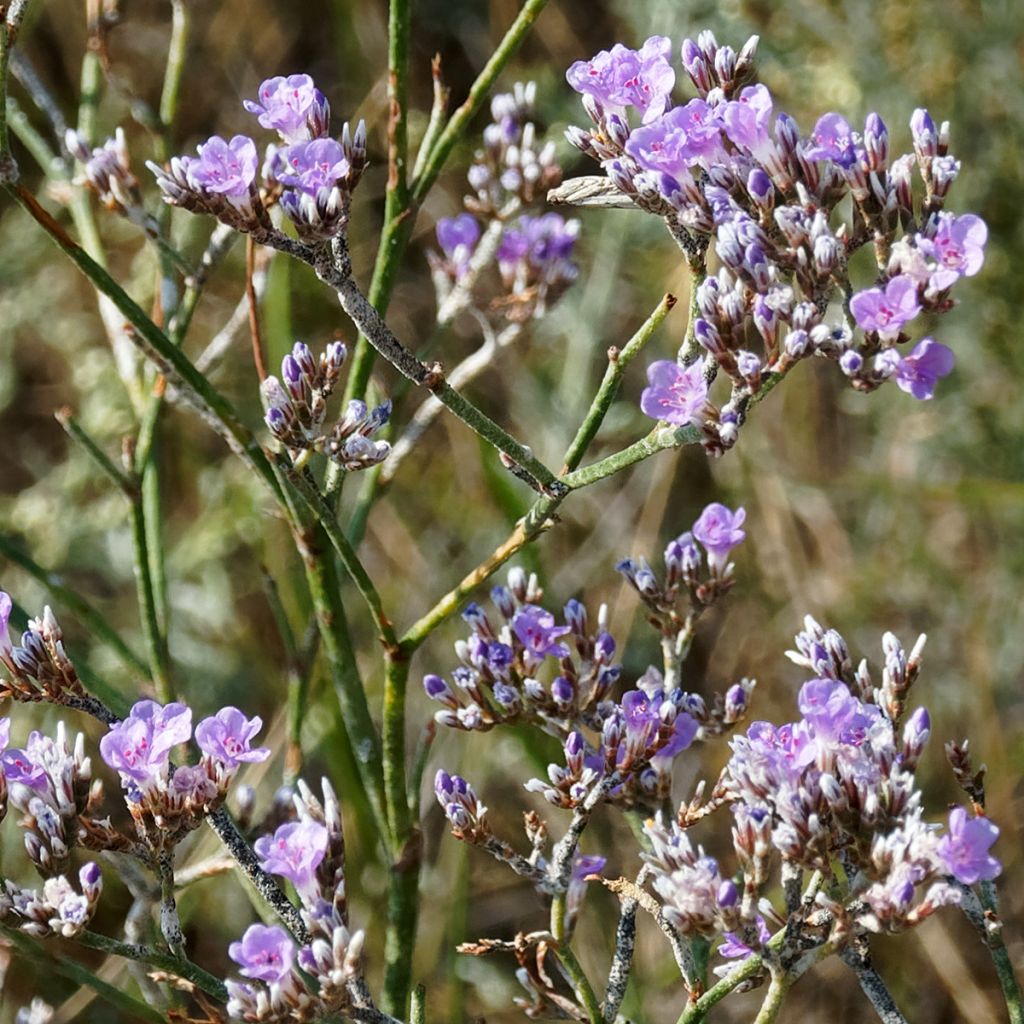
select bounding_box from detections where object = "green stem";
[752,969,792,1024]
[344,0,551,401]
[0,533,148,676]
[74,929,227,1002]
[156,0,189,161]
[54,406,136,497]
[411,984,427,1024]
[561,293,676,473]
[129,485,173,701]
[979,880,1024,1024]
[551,891,603,1024]
[2,928,168,1024]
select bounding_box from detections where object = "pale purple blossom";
[273,139,349,194]
[718,915,770,964]
[692,503,746,567]
[892,338,955,400]
[625,100,723,182]
[804,112,858,167]
[720,84,774,159]
[436,214,481,277]
[566,37,676,124]
[254,820,329,896]
[917,213,988,291]
[938,807,1001,885]
[2,733,49,791]
[640,360,708,426]
[511,605,571,660]
[0,591,11,659]
[850,275,922,338]
[99,700,192,783]
[186,136,258,198]
[228,923,295,984]
[195,707,271,767]
[244,74,327,143]
[498,213,579,274]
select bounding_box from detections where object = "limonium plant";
[0,2,1018,1023]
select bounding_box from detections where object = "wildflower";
[850,275,922,338]
[195,707,271,768]
[625,100,723,182]
[228,923,296,984]
[720,84,774,159]
[244,74,329,142]
[938,807,1001,885]
[640,360,708,426]
[186,136,258,198]
[254,820,329,898]
[804,112,858,167]
[511,605,572,660]
[917,213,987,292]
[2,734,50,791]
[892,338,955,400]
[435,214,481,278]
[99,701,192,785]
[272,139,349,194]
[565,37,676,124]
[692,503,746,570]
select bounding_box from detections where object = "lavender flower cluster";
[150,74,366,240]
[429,84,580,324]
[563,32,986,449]
[260,339,392,470]
[226,781,370,1023]
[426,503,753,813]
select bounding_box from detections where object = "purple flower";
[804,112,858,167]
[0,717,8,753]
[718,916,770,962]
[797,679,880,751]
[625,100,723,182]
[254,820,329,897]
[512,605,571,660]
[244,74,327,143]
[850,275,922,338]
[917,213,988,292]
[692,503,746,568]
[228,924,295,984]
[566,37,676,124]
[892,338,955,400]
[572,853,607,882]
[436,213,480,277]
[195,707,271,767]
[273,138,349,194]
[186,135,258,198]
[99,700,192,783]
[720,84,774,159]
[640,360,708,426]
[498,214,579,271]
[2,733,48,791]
[938,807,1001,885]
[0,591,11,659]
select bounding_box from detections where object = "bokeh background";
[1,0,1022,1020]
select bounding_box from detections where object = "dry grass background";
[0,0,1022,1021]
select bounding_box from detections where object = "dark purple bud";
[552,676,575,706]
[461,602,487,630]
[424,674,452,700]
[563,599,587,636]
[726,684,747,711]
[565,731,585,758]
[80,862,102,887]
[717,880,738,907]
[774,113,800,155]
[839,351,863,376]
[434,770,453,800]
[746,168,773,207]
[594,631,616,661]
[282,355,302,385]
[863,113,888,171]
[910,108,937,159]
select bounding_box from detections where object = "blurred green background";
[0,0,1022,1020]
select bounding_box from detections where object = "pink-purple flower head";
[720,84,774,160]
[99,700,192,784]
[938,807,1001,885]
[254,820,329,898]
[186,135,258,199]
[228,923,295,984]
[244,74,328,143]
[436,213,480,278]
[273,138,349,195]
[195,707,270,768]
[918,213,988,292]
[890,338,955,400]
[804,112,859,168]
[0,591,11,659]
[566,36,676,124]
[717,915,770,970]
[625,99,723,183]
[850,274,922,339]
[498,213,580,276]
[2,732,49,791]
[512,604,572,660]
[692,502,746,569]
[640,360,708,427]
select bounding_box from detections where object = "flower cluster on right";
[564,33,986,449]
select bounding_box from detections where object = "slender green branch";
[2,927,168,1024]
[74,928,228,1002]
[561,293,676,473]
[54,406,137,497]
[551,891,603,1024]
[385,0,412,210]
[0,533,149,675]
[411,984,427,1024]
[344,0,551,401]
[156,0,189,161]
[978,880,1024,1024]
[752,969,792,1024]
[411,55,449,181]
